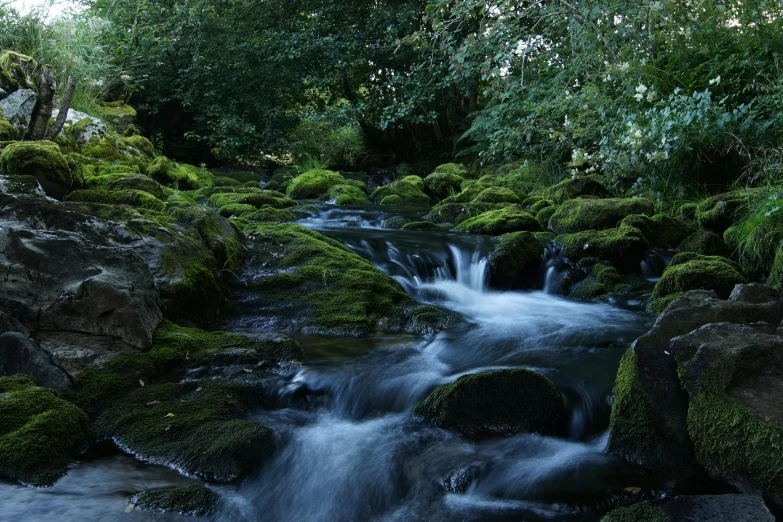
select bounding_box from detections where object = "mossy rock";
[212,176,243,187]
[67,189,166,212]
[0,116,19,141]
[400,175,425,191]
[121,135,156,158]
[414,369,565,437]
[99,380,274,482]
[452,205,541,235]
[653,253,746,299]
[286,169,345,200]
[98,101,137,131]
[530,199,552,213]
[0,140,80,199]
[380,194,403,205]
[487,231,544,290]
[0,174,44,196]
[406,305,462,336]
[234,224,416,335]
[556,226,649,273]
[549,198,654,235]
[425,202,504,224]
[326,183,370,205]
[370,179,431,206]
[691,190,761,233]
[384,216,409,229]
[84,172,164,199]
[471,186,521,204]
[236,205,296,224]
[147,157,213,191]
[431,163,468,178]
[131,484,218,517]
[217,203,256,217]
[569,263,628,300]
[207,190,294,210]
[536,205,558,228]
[678,230,730,257]
[646,292,685,314]
[601,494,773,522]
[401,221,442,231]
[541,175,610,203]
[423,170,464,200]
[619,214,692,250]
[0,375,92,486]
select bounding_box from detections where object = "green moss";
[571,263,628,299]
[147,156,213,190]
[83,172,164,199]
[413,369,564,436]
[432,163,468,177]
[66,189,166,212]
[401,221,442,231]
[601,502,668,522]
[536,205,558,228]
[0,140,78,195]
[400,175,425,191]
[100,380,274,482]
[487,231,544,289]
[240,224,415,335]
[326,183,370,205]
[380,194,403,205]
[384,216,409,229]
[556,226,648,273]
[688,393,783,498]
[530,199,552,212]
[99,101,137,126]
[541,175,610,203]
[217,203,256,217]
[653,253,746,299]
[619,213,692,249]
[423,170,464,200]
[691,190,762,233]
[208,190,293,210]
[213,176,243,187]
[371,179,431,206]
[286,169,345,199]
[549,198,654,235]
[678,230,730,257]
[646,292,685,314]
[121,135,156,158]
[237,205,296,223]
[471,186,521,204]
[453,205,541,235]
[0,117,18,140]
[0,376,92,486]
[131,485,218,516]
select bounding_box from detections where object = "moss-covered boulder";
[131,485,219,517]
[653,253,746,299]
[99,100,137,131]
[235,205,296,224]
[487,231,544,290]
[401,220,442,231]
[678,230,730,257]
[619,214,692,250]
[541,175,610,203]
[0,174,45,196]
[147,156,213,190]
[206,190,295,210]
[452,205,541,235]
[471,186,521,205]
[286,169,345,199]
[0,140,80,199]
[690,190,760,233]
[370,178,431,206]
[229,224,421,335]
[536,205,558,228]
[549,198,654,235]
[425,202,505,224]
[67,189,166,212]
[326,183,370,206]
[423,169,464,200]
[414,369,565,437]
[380,194,403,205]
[0,375,92,486]
[556,226,649,273]
[431,163,468,178]
[569,263,629,300]
[84,172,164,200]
[0,116,19,140]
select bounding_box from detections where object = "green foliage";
[725,187,783,276]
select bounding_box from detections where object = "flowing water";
[0,202,652,522]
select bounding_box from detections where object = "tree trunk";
[28,70,56,141]
[45,76,77,141]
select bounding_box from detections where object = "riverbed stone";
[653,253,746,299]
[549,198,654,235]
[51,108,108,145]
[555,225,648,273]
[414,369,565,437]
[370,177,431,206]
[286,169,345,199]
[452,205,541,235]
[487,231,545,290]
[0,140,81,199]
[607,284,783,475]
[0,333,72,391]
[620,214,693,249]
[0,375,92,486]
[130,485,219,516]
[602,494,773,522]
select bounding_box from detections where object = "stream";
[0,201,652,522]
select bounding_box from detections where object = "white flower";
[634,93,644,102]
[708,75,721,86]
[120,74,131,81]
[619,62,630,71]
[646,90,657,102]
[635,83,648,94]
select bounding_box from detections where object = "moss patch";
[423,170,464,200]
[620,214,692,249]
[471,186,521,204]
[452,205,541,235]
[326,183,370,205]
[556,226,648,273]
[131,485,219,516]
[0,375,92,486]
[549,198,654,235]
[67,189,166,212]
[653,253,746,299]
[286,169,345,199]
[487,231,544,289]
[147,156,213,190]
[371,179,431,206]
[0,140,79,198]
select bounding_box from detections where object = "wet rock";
[677,229,730,257]
[0,333,72,391]
[555,225,648,273]
[452,205,541,235]
[487,231,545,290]
[549,198,654,235]
[423,169,464,200]
[370,178,431,206]
[425,202,505,225]
[471,186,520,204]
[0,140,81,199]
[0,311,29,337]
[620,214,693,250]
[50,108,108,144]
[0,88,36,138]
[541,175,610,203]
[130,485,219,517]
[0,375,92,486]
[285,169,345,199]
[414,369,565,437]
[607,284,783,475]
[602,494,773,522]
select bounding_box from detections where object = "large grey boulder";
[607,284,782,475]
[51,108,108,144]
[0,332,72,391]
[0,88,36,138]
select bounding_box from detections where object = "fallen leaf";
[165,413,176,418]
[138,379,145,387]
[242,368,253,373]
